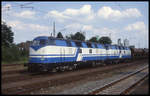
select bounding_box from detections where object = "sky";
[2,1,149,48]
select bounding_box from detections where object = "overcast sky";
[2,1,148,48]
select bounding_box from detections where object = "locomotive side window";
[89,49,92,53]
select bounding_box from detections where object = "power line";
[2,2,34,12]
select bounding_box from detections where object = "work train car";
[28,36,131,72]
[143,48,149,58]
[130,48,149,59]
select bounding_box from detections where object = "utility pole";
[109,33,111,39]
[53,22,55,37]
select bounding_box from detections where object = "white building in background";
[118,38,122,46]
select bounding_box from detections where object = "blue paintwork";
[97,44,105,49]
[30,45,44,51]
[55,40,67,46]
[91,44,95,48]
[29,55,131,63]
[71,41,76,47]
[82,42,88,48]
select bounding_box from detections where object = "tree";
[89,36,99,43]
[65,34,73,40]
[66,32,85,41]
[57,32,64,38]
[74,32,85,41]
[98,36,112,44]
[2,21,14,47]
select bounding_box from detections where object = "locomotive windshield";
[32,40,40,46]
[32,39,47,46]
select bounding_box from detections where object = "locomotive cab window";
[32,40,40,46]
[40,39,47,45]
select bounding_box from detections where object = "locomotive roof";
[34,36,127,48]
[35,36,106,45]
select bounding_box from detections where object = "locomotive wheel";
[59,66,65,72]
[68,66,73,71]
[73,64,77,69]
[28,67,34,72]
[52,67,57,72]
[92,62,96,67]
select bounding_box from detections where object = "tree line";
[2,21,112,63]
[57,32,112,44]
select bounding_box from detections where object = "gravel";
[31,62,148,95]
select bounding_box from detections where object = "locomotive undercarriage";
[27,58,131,73]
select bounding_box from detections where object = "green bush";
[2,45,28,63]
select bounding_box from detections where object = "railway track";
[2,60,146,84]
[2,60,145,84]
[2,60,148,94]
[87,65,148,95]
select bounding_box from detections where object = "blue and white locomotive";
[28,36,131,72]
